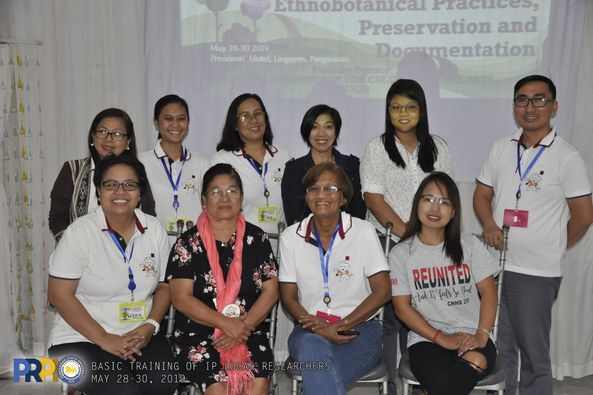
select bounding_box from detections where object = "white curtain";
[0,0,147,359]
[550,0,593,380]
[0,42,51,360]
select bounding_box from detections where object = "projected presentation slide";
[180,0,551,99]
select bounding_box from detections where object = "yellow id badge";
[119,301,146,323]
[257,206,278,223]
[166,216,189,235]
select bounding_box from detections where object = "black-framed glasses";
[389,103,419,113]
[513,96,553,108]
[101,180,139,191]
[208,187,242,200]
[94,129,128,141]
[306,185,341,196]
[420,194,451,206]
[237,110,265,123]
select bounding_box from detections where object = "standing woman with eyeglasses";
[211,93,290,237]
[360,79,453,395]
[139,95,210,238]
[49,108,156,242]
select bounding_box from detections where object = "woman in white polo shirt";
[48,155,175,395]
[139,94,210,239]
[211,93,290,236]
[279,162,391,395]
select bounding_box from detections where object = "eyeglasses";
[389,103,419,114]
[306,185,341,196]
[513,96,553,108]
[101,180,139,191]
[237,110,265,123]
[94,129,128,141]
[208,187,242,200]
[420,194,451,207]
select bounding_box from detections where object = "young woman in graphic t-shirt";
[390,172,500,395]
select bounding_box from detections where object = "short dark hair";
[201,163,244,198]
[302,162,353,207]
[300,104,342,147]
[87,108,137,163]
[514,75,556,100]
[382,79,439,172]
[153,94,190,139]
[93,154,148,197]
[216,93,274,151]
[401,172,463,265]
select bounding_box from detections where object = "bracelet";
[145,318,160,335]
[431,329,442,344]
[477,327,491,337]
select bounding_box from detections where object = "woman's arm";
[363,192,407,237]
[458,276,497,354]
[48,162,74,241]
[169,278,254,341]
[393,294,462,351]
[122,283,171,354]
[281,160,306,226]
[243,278,279,328]
[48,277,138,359]
[338,271,391,329]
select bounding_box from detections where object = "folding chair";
[286,223,394,394]
[398,225,510,395]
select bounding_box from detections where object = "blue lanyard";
[515,142,545,207]
[246,156,270,205]
[313,221,340,309]
[160,148,188,214]
[107,231,137,301]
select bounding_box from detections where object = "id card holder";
[166,216,189,235]
[316,310,341,324]
[119,301,147,323]
[503,209,529,228]
[257,206,278,223]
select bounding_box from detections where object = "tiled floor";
[2,373,593,394]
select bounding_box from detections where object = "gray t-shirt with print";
[390,233,501,348]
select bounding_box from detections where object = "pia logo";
[13,358,57,382]
[57,355,86,384]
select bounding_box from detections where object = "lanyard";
[313,221,340,310]
[245,155,270,205]
[515,142,545,208]
[160,148,188,215]
[107,231,137,301]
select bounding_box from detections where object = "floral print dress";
[166,222,277,391]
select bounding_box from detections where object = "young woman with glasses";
[211,93,290,238]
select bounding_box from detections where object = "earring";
[126,145,130,150]
[90,143,94,147]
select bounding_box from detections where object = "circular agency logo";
[57,355,86,384]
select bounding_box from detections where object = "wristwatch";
[145,318,160,335]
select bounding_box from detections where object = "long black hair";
[216,93,274,151]
[382,79,439,172]
[400,172,463,266]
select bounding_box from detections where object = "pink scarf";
[197,212,254,395]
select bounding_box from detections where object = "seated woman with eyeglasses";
[279,162,391,395]
[167,163,279,395]
[49,108,156,242]
[48,155,175,395]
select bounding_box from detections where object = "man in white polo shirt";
[473,75,593,395]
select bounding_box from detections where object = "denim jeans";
[288,319,382,395]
